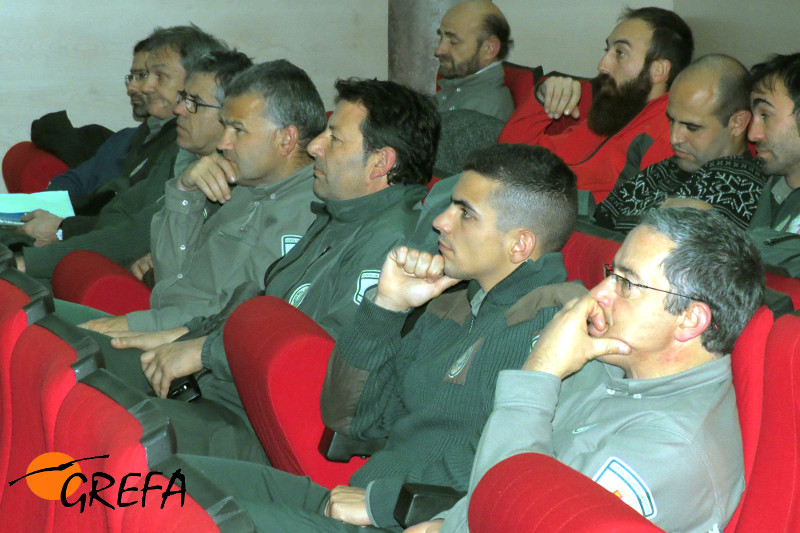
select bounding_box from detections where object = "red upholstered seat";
[732,313,800,531]
[0,269,52,507]
[561,231,622,288]
[0,320,88,528]
[765,271,800,309]
[225,296,367,489]
[469,453,662,532]
[52,250,151,315]
[501,62,542,109]
[51,383,151,532]
[726,305,773,530]
[2,141,68,193]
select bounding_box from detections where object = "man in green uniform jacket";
[85,78,442,461]
[175,142,582,532]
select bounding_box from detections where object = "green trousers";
[179,454,399,533]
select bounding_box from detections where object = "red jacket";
[498,85,673,202]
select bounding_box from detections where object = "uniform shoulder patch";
[353,270,381,304]
[281,235,303,256]
[592,457,657,519]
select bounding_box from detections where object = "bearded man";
[498,7,694,202]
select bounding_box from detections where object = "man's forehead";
[146,47,181,69]
[453,171,496,207]
[185,72,219,100]
[617,226,674,279]
[330,101,366,134]
[221,93,266,123]
[608,18,652,50]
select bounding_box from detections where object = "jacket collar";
[312,183,425,223]
[466,251,568,307]
[601,356,732,397]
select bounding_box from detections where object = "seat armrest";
[318,427,386,462]
[393,483,466,528]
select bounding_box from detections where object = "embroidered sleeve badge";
[353,270,381,304]
[592,457,657,519]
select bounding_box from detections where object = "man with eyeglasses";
[41,38,162,199]
[14,25,227,282]
[421,208,763,533]
[79,59,322,335]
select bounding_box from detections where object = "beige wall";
[674,0,800,67]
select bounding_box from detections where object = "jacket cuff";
[165,177,206,213]
[125,309,156,332]
[200,328,233,381]
[364,476,404,528]
[338,297,408,370]
[494,369,561,412]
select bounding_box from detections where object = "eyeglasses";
[603,264,718,330]
[124,72,148,85]
[176,90,222,114]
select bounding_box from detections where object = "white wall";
[674,0,800,68]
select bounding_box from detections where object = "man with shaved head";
[593,54,767,233]
[434,0,514,121]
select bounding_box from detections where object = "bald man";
[434,0,514,121]
[593,53,768,233]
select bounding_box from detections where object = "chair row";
[0,264,252,532]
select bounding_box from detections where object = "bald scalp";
[445,0,513,60]
[672,54,750,125]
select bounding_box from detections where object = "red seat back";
[2,141,68,193]
[765,271,800,309]
[225,296,366,489]
[0,321,84,528]
[52,250,151,315]
[469,453,662,532]
[733,313,800,531]
[561,231,622,288]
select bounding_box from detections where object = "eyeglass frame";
[176,90,222,114]
[124,72,148,85]
[602,263,718,330]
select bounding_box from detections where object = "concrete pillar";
[388,0,461,95]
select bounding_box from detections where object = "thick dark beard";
[587,69,652,136]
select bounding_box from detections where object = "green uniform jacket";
[747,176,800,277]
[320,254,585,528]
[436,62,514,122]
[23,142,185,280]
[194,184,427,418]
[126,164,317,331]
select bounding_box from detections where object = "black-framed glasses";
[603,264,718,330]
[176,90,222,114]
[124,72,148,85]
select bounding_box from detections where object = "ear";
[277,124,300,157]
[727,110,752,138]
[649,59,671,87]
[674,301,713,343]
[508,228,537,264]
[481,36,501,62]
[368,146,397,180]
